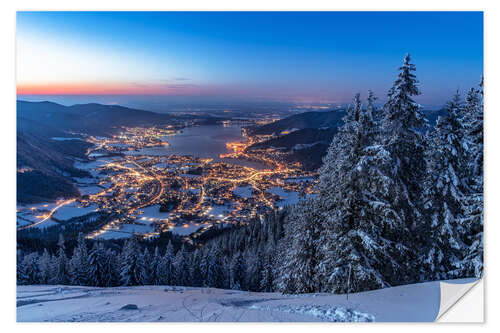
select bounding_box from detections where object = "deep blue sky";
[17,11,483,107]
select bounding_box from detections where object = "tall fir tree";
[18,252,40,285]
[275,198,323,293]
[161,241,175,285]
[423,91,469,279]
[119,236,148,286]
[230,251,246,290]
[68,233,91,285]
[38,248,52,284]
[206,247,225,289]
[141,248,152,285]
[16,250,24,285]
[260,250,275,292]
[150,247,162,285]
[51,234,68,285]
[318,93,411,292]
[172,245,189,286]
[374,53,428,283]
[381,53,427,232]
[198,248,210,287]
[88,243,118,287]
[457,78,484,277]
[189,249,204,287]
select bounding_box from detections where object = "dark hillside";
[248,127,337,151]
[246,111,346,136]
[17,131,92,203]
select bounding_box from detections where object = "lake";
[127,124,268,170]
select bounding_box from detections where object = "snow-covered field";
[94,223,156,240]
[233,186,253,199]
[78,185,104,195]
[16,279,475,322]
[135,204,170,221]
[17,203,62,228]
[52,203,99,220]
[205,204,233,220]
[170,222,211,236]
[266,187,299,207]
[30,219,60,229]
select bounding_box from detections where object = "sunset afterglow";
[17,11,483,105]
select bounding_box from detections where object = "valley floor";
[17,278,476,322]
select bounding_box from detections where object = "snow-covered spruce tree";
[87,243,103,286]
[260,250,275,292]
[206,246,225,289]
[106,248,120,286]
[317,93,376,205]
[18,252,40,285]
[382,53,427,226]
[366,89,384,144]
[463,86,482,166]
[50,234,68,285]
[367,90,381,124]
[246,249,264,291]
[88,242,118,287]
[456,79,484,278]
[68,233,91,285]
[462,81,483,198]
[142,248,152,285]
[158,241,175,285]
[315,100,356,208]
[16,250,24,285]
[38,248,52,284]
[316,93,412,293]
[274,197,323,293]
[378,54,427,281]
[198,248,210,287]
[230,251,246,290]
[150,247,162,285]
[172,245,189,286]
[189,248,204,287]
[423,92,469,280]
[119,236,148,286]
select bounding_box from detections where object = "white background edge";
[1,0,497,332]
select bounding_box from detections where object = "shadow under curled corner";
[436,278,483,322]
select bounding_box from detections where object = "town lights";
[19,125,318,238]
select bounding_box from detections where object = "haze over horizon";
[17,11,483,109]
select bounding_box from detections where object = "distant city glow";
[17,11,483,105]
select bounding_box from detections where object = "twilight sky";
[16,11,483,107]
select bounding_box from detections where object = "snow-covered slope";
[17,278,475,322]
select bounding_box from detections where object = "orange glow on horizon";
[17,82,201,95]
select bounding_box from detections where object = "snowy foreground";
[17,278,475,322]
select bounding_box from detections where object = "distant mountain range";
[18,100,227,136]
[18,100,173,137]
